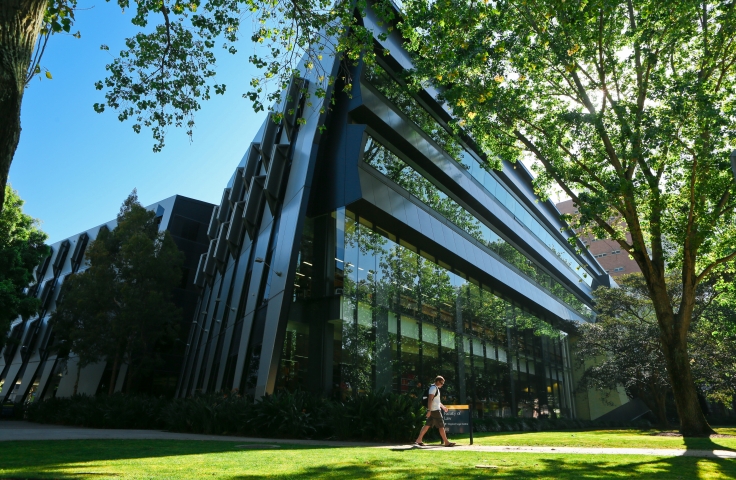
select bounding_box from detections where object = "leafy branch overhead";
[87,0,398,151]
[26,0,80,84]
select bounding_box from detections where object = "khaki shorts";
[425,410,445,429]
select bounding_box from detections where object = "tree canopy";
[0,185,48,351]
[52,191,184,394]
[395,0,736,436]
[1,0,363,211]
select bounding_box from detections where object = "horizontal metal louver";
[203,239,217,277]
[70,233,89,273]
[283,78,306,140]
[39,279,56,310]
[229,167,245,204]
[35,248,53,283]
[207,206,220,239]
[20,318,41,360]
[258,114,280,168]
[52,240,70,276]
[217,189,232,223]
[244,144,261,185]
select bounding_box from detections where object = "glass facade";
[277,209,576,419]
[364,63,592,287]
[179,39,601,416]
[363,128,592,319]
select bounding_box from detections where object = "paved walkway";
[1,421,735,459]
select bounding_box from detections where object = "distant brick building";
[556,199,640,277]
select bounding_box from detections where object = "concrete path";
[1,421,735,459]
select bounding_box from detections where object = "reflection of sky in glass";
[464,153,592,286]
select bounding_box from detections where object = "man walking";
[414,375,456,447]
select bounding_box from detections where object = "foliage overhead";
[51,191,184,393]
[0,185,49,350]
[396,0,736,436]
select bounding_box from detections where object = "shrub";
[161,392,252,435]
[24,390,655,441]
[247,390,331,439]
[334,389,425,442]
[25,394,167,429]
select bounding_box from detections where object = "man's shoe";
[444,442,456,447]
[413,441,425,446]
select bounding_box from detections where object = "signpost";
[444,405,473,445]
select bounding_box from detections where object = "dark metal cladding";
[176,10,608,423]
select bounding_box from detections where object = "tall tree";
[0,184,48,350]
[397,0,736,436]
[52,191,183,394]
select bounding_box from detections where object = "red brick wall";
[556,199,641,277]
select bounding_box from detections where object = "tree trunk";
[660,333,715,436]
[651,391,669,430]
[638,385,669,429]
[636,256,714,436]
[125,364,134,394]
[0,0,46,212]
[107,346,121,395]
[72,361,81,396]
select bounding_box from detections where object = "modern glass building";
[180,5,611,419]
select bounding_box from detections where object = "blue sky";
[11,1,267,243]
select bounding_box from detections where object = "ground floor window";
[275,209,575,418]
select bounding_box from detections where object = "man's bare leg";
[415,425,431,443]
[439,428,455,446]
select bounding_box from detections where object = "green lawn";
[454,427,736,451]
[0,439,735,479]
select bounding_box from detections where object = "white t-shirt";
[428,384,441,411]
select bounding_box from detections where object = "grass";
[457,427,736,451]
[0,438,735,479]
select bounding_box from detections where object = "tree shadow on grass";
[227,452,736,479]
[681,432,736,453]
[0,439,328,479]
[459,428,736,452]
[2,439,736,480]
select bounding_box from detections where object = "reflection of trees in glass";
[364,64,464,164]
[364,63,593,318]
[337,208,570,410]
[364,136,483,241]
[363,135,591,320]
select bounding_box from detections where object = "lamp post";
[731,150,736,183]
